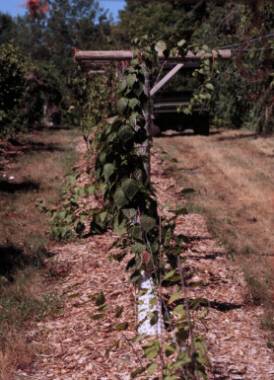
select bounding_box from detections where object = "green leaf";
[163,270,177,281]
[177,39,186,48]
[132,242,146,255]
[176,324,189,343]
[168,291,183,305]
[170,47,179,57]
[113,217,127,235]
[177,351,192,366]
[149,310,159,326]
[205,83,214,91]
[181,187,195,196]
[103,163,115,182]
[90,313,104,320]
[173,207,188,216]
[114,322,129,331]
[129,112,139,126]
[119,79,127,92]
[131,225,143,241]
[128,98,140,110]
[99,151,107,164]
[130,367,146,378]
[95,291,106,306]
[122,208,137,219]
[107,115,120,126]
[117,97,129,114]
[140,215,156,233]
[118,125,134,143]
[121,178,139,201]
[194,336,209,367]
[155,40,167,55]
[146,363,157,375]
[143,341,160,360]
[130,270,141,283]
[163,343,176,357]
[113,188,128,208]
[173,305,186,318]
[127,73,137,88]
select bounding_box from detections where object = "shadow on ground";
[0,180,40,193]
[0,245,27,281]
[155,130,221,138]
[217,132,257,141]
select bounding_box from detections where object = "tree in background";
[0,0,113,134]
[119,0,204,47]
[119,0,273,133]
[0,0,272,135]
[0,43,27,136]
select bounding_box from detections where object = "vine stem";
[121,333,145,372]
[177,255,197,380]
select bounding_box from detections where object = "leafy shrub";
[22,63,63,129]
[0,43,26,136]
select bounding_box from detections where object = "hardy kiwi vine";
[81,41,218,379]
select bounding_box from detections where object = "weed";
[0,267,63,378]
[49,173,95,241]
[0,128,78,377]
[186,203,204,214]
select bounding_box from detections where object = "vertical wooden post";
[137,62,164,336]
[143,64,153,181]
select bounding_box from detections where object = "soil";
[2,127,274,379]
[152,146,274,380]
[0,127,77,256]
[155,128,274,298]
[155,128,274,259]
[15,140,142,380]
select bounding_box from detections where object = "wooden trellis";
[74,48,231,95]
[74,48,231,336]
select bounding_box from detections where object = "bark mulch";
[152,148,274,380]
[15,142,274,379]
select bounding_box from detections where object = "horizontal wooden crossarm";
[74,49,232,64]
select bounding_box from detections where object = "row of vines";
[76,41,222,379]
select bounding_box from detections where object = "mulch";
[15,142,274,380]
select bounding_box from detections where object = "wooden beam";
[150,64,184,97]
[75,50,133,61]
[74,49,232,64]
[88,70,106,75]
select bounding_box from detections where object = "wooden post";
[143,64,152,180]
[150,63,184,97]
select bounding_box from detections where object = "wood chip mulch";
[15,142,274,380]
[152,148,274,380]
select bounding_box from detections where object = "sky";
[0,0,126,19]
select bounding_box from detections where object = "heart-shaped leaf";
[117,97,129,114]
[140,215,156,233]
[113,188,128,208]
[103,163,115,182]
[121,178,139,201]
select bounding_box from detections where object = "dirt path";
[0,128,77,251]
[153,148,274,379]
[14,140,142,380]
[0,127,80,379]
[155,129,274,260]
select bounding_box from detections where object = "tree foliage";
[0,0,273,136]
[0,43,26,135]
[120,0,274,133]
